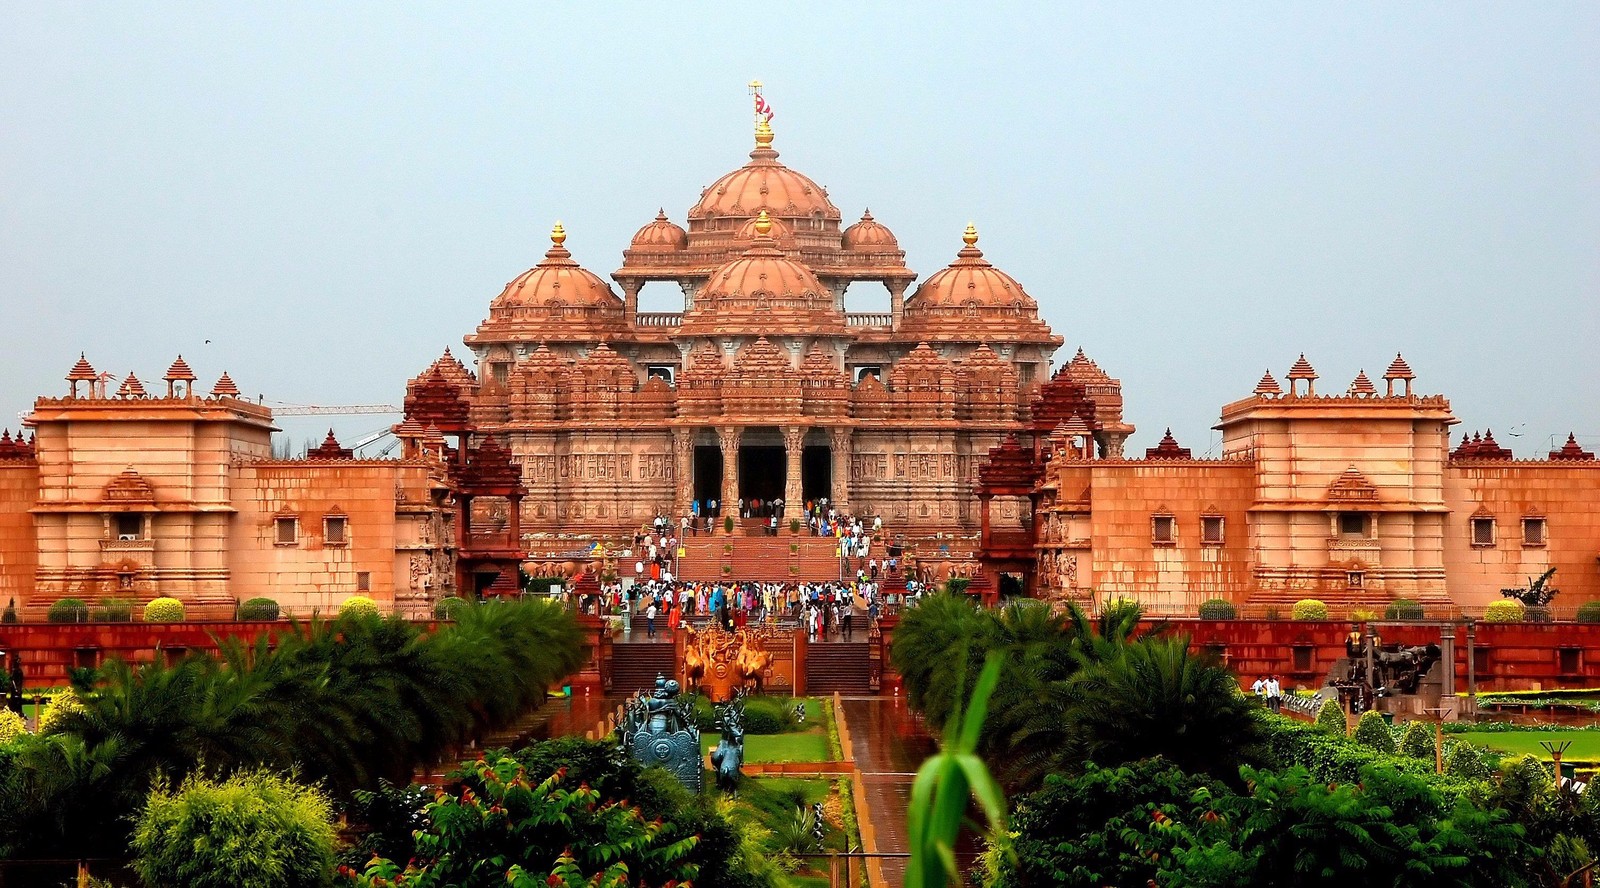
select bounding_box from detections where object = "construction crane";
[269,403,401,416]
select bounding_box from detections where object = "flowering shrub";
[36,688,84,735]
[0,707,25,744]
[144,597,186,622]
[338,596,379,619]
[1484,600,1525,622]
[1292,598,1329,620]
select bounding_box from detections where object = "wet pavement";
[843,696,941,888]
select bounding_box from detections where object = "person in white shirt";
[645,601,658,639]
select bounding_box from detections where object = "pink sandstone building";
[0,117,1594,620]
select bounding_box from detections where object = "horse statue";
[709,691,746,795]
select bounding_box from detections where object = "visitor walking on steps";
[645,601,657,639]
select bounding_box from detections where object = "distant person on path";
[1266,675,1282,713]
[645,601,658,639]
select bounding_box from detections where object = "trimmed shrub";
[1577,601,1600,624]
[741,697,799,735]
[1525,605,1554,623]
[0,707,25,744]
[1,597,15,624]
[944,577,971,596]
[724,515,735,534]
[523,576,565,597]
[1315,698,1347,735]
[1400,720,1437,760]
[238,597,280,621]
[47,598,89,623]
[133,769,337,888]
[433,596,467,620]
[1353,710,1397,754]
[1292,598,1329,620]
[1385,599,1425,620]
[93,598,133,622]
[790,518,801,534]
[1484,600,1525,622]
[36,688,83,735]
[338,596,379,619]
[143,597,186,623]
[1197,599,1237,620]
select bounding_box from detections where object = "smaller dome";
[493,223,621,309]
[909,224,1035,309]
[842,209,898,251]
[630,209,688,252]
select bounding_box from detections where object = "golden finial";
[755,118,774,148]
[753,210,773,237]
[551,221,567,246]
[962,222,979,247]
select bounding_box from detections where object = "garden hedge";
[1400,720,1437,760]
[1577,601,1600,624]
[1354,710,1397,754]
[1385,598,1425,620]
[1198,598,1237,620]
[238,597,280,621]
[47,598,89,623]
[1315,698,1347,734]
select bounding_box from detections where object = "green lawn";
[1456,730,1600,762]
[702,731,832,763]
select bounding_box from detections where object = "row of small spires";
[0,430,35,459]
[64,353,240,399]
[1254,354,1416,398]
[1450,430,1596,462]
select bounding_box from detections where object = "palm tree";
[1058,635,1263,783]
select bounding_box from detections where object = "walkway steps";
[806,641,872,694]
[609,642,676,696]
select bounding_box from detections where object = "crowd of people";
[579,577,926,642]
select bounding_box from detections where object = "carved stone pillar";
[887,280,909,330]
[718,426,742,525]
[672,427,695,517]
[620,280,640,326]
[828,426,852,513]
[782,425,806,516]
[979,493,992,549]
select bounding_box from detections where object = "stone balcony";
[846,312,892,327]
[635,312,683,328]
[1327,536,1381,564]
[100,537,155,566]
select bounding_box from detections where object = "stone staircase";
[609,641,677,696]
[805,641,872,695]
[677,536,846,583]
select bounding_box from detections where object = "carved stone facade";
[987,354,1600,618]
[413,120,1096,539]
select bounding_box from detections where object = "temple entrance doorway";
[737,446,785,512]
[802,445,831,504]
[692,446,721,509]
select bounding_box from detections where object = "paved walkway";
[842,697,939,888]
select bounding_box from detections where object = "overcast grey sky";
[2,3,1596,455]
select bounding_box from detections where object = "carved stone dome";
[908,224,1035,309]
[629,209,688,252]
[680,211,844,336]
[841,209,898,251]
[688,125,841,224]
[493,224,622,310]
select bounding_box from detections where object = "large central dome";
[688,122,841,224]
